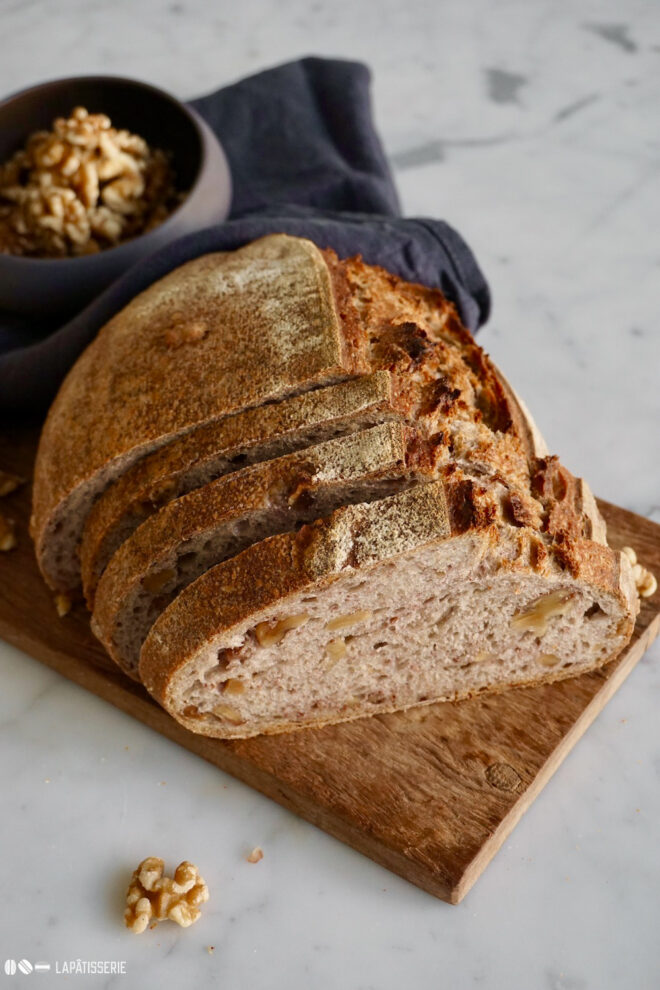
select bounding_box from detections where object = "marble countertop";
[1,1,659,988]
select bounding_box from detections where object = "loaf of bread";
[30,234,640,738]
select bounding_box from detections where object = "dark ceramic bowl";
[0,75,232,315]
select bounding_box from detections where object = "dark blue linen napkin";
[0,57,490,414]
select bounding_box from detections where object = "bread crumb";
[0,470,25,497]
[54,592,72,617]
[246,847,263,864]
[0,512,16,551]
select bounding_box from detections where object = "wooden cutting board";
[1,425,659,903]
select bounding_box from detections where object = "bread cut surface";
[92,423,416,679]
[139,484,638,738]
[32,234,367,592]
[80,372,398,605]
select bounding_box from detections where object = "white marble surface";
[1,1,659,987]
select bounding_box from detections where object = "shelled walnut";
[622,546,657,599]
[510,590,571,635]
[124,857,209,934]
[254,613,309,647]
[0,106,181,258]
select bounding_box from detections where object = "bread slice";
[139,484,639,739]
[80,372,398,605]
[91,423,418,679]
[31,234,369,592]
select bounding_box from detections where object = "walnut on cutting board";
[621,546,657,599]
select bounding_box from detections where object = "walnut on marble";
[124,857,209,934]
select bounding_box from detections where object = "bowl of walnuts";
[0,75,232,315]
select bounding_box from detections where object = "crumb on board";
[0,470,26,497]
[54,592,72,617]
[0,512,16,551]
[246,847,263,864]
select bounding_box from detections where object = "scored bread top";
[31,234,368,589]
[79,371,398,604]
[74,243,544,600]
[32,233,609,604]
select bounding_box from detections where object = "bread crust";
[32,234,367,590]
[487,364,549,461]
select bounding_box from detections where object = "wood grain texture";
[1,425,658,903]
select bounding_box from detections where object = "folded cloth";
[0,57,490,414]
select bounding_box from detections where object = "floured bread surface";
[32,234,366,591]
[92,423,417,679]
[140,486,638,739]
[80,372,398,604]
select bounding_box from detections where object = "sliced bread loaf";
[80,372,398,605]
[91,422,417,679]
[139,484,638,739]
[81,251,544,601]
[31,234,369,592]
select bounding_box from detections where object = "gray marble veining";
[1,1,659,988]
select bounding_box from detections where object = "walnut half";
[124,857,209,934]
[510,590,572,636]
[253,613,309,647]
[622,546,657,599]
